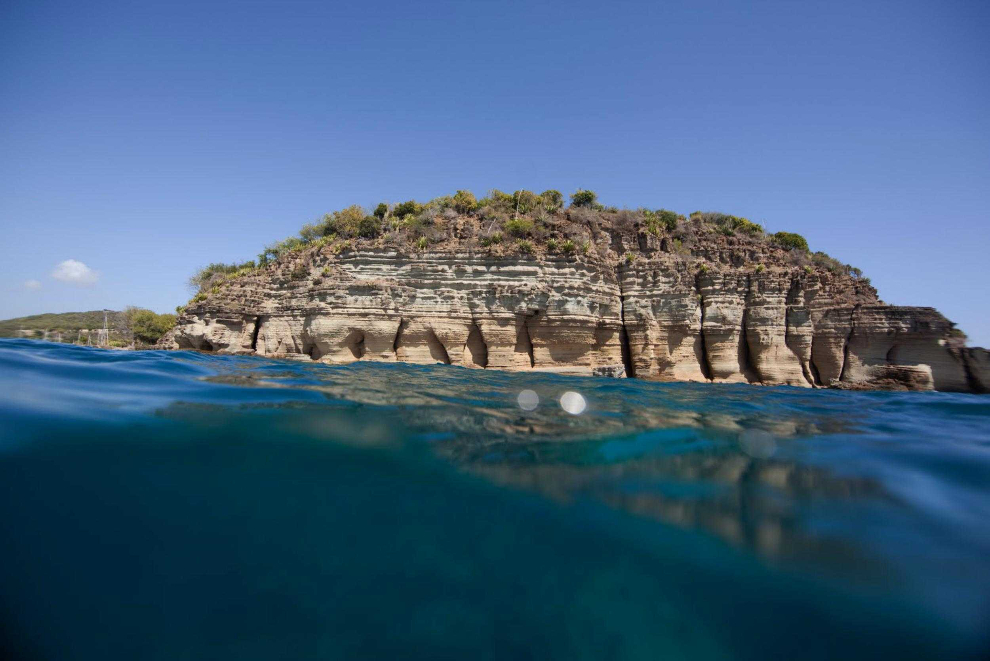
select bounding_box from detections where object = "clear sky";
[2,0,988,345]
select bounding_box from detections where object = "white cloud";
[51,259,99,285]
[24,279,42,290]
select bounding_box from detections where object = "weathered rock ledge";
[163,241,988,393]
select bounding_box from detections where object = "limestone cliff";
[163,212,988,393]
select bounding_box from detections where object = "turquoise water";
[1,338,988,660]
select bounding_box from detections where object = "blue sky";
[1,0,988,345]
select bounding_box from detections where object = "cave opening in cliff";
[344,330,366,359]
[738,312,761,384]
[619,323,635,378]
[392,318,407,355]
[515,315,535,368]
[426,329,451,365]
[250,316,262,352]
[466,322,488,368]
[696,296,714,382]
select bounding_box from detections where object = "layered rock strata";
[164,248,987,392]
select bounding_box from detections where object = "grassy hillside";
[0,309,176,347]
[0,310,122,337]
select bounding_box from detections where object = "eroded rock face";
[163,248,982,392]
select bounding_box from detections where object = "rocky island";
[162,189,989,392]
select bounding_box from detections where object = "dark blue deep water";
[1,338,988,660]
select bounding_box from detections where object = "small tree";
[570,188,598,208]
[512,190,539,216]
[299,222,323,243]
[392,200,421,219]
[373,203,389,219]
[770,231,809,252]
[452,190,478,213]
[657,209,679,231]
[539,189,564,211]
[503,218,534,237]
[124,307,177,345]
[357,215,382,239]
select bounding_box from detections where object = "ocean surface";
[0,338,988,660]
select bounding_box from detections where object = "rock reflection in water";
[202,361,887,575]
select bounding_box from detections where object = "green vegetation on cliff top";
[187,188,869,301]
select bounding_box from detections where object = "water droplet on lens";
[559,391,587,415]
[517,389,539,411]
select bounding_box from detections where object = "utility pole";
[101,309,109,347]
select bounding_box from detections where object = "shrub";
[190,292,208,304]
[625,252,636,264]
[570,188,598,208]
[312,234,336,250]
[188,260,257,291]
[335,205,368,236]
[503,218,534,237]
[479,189,514,213]
[811,251,842,273]
[401,213,434,239]
[393,200,422,219]
[373,203,389,219]
[547,238,559,251]
[692,212,763,237]
[657,209,679,231]
[735,218,763,235]
[755,263,765,273]
[540,189,563,212]
[480,232,503,247]
[561,239,576,253]
[124,307,177,345]
[770,231,809,252]
[803,265,813,274]
[298,206,370,242]
[299,212,340,242]
[517,240,534,254]
[581,240,591,254]
[357,215,382,239]
[299,222,323,243]
[613,209,641,230]
[698,263,709,274]
[416,236,428,250]
[642,210,660,236]
[429,195,454,210]
[642,208,679,235]
[259,236,306,265]
[290,263,308,280]
[512,190,540,215]
[452,190,477,213]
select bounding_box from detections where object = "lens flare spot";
[739,429,776,459]
[517,389,539,411]
[559,391,587,415]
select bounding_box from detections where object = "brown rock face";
[164,246,982,392]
